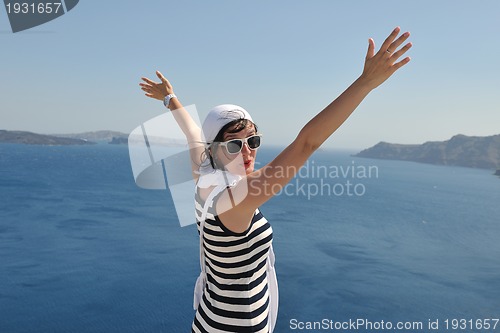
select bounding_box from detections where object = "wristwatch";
[163,94,177,108]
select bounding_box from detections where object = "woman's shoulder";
[196,169,243,201]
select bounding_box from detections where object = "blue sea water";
[1,143,499,333]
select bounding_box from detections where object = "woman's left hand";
[139,70,174,101]
[360,27,412,90]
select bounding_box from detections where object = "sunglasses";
[216,134,262,154]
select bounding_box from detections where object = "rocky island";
[0,130,186,147]
[54,130,128,143]
[109,136,128,144]
[0,130,95,145]
[355,134,500,170]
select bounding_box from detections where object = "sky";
[1,0,499,150]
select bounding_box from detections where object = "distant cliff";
[109,136,128,144]
[55,130,128,142]
[1,130,185,146]
[0,130,95,145]
[354,134,500,169]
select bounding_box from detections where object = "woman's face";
[213,122,258,175]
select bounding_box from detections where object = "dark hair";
[208,118,258,170]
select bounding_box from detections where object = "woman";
[140,27,412,333]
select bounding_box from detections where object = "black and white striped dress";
[192,189,274,333]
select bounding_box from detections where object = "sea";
[1,143,499,333]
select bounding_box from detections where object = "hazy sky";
[1,0,499,150]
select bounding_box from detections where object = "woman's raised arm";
[297,27,411,151]
[140,71,204,181]
[218,27,412,232]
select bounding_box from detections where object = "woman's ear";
[207,147,214,160]
[206,147,216,169]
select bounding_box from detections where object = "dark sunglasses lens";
[227,140,243,154]
[248,136,261,149]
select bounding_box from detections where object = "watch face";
[164,95,176,107]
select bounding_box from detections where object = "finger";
[391,42,412,61]
[380,26,401,52]
[141,77,157,85]
[156,71,169,85]
[139,85,154,94]
[366,38,375,59]
[156,70,166,82]
[156,71,173,90]
[388,31,410,54]
[391,56,411,72]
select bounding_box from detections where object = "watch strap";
[163,94,177,108]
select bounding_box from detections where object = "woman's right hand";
[139,70,174,101]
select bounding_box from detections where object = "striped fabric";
[192,190,273,333]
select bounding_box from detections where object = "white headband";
[201,104,253,144]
